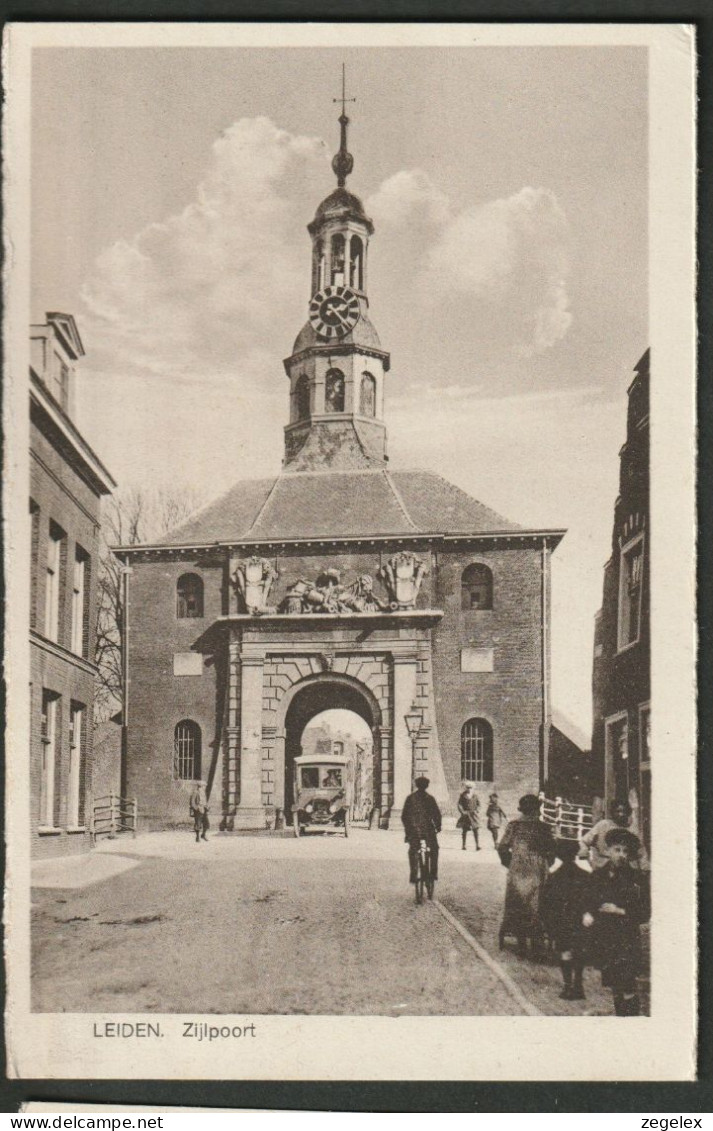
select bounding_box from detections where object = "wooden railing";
[90,794,138,842]
[538,792,593,841]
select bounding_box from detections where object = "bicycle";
[415,837,435,905]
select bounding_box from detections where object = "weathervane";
[331,63,355,188]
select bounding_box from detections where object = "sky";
[30,46,649,736]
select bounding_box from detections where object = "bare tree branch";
[94,485,205,724]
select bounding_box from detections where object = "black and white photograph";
[3,23,696,1080]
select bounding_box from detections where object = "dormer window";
[58,359,70,412]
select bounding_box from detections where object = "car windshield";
[300,767,319,788]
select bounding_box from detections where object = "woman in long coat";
[497,793,555,954]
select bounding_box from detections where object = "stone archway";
[277,674,383,816]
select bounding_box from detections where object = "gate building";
[118,108,565,829]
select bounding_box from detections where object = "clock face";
[309,286,360,340]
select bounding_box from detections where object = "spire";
[331,63,355,188]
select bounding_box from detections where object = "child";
[486,792,507,848]
[582,827,650,1016]
[541,836,591,1000]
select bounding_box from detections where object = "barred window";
[461,564,493,610]
[174,720,201,780]
[460,718,494,783]
[177,573,204,618]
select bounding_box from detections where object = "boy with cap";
[540,835,591,1000]
[582,826,650,1015]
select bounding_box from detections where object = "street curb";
[433,899,542,1017]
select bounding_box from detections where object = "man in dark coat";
[402,776,442,884]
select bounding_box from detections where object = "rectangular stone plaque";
[173,652,203,676]
[460,647,494,673]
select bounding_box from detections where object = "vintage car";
[292,753,351,837]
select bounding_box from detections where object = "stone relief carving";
[280,568,389,615]
[377,551,428,609]
[233,556,278,615]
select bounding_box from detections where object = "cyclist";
[402,776,442,886]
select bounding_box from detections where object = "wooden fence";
[538,792,593,841]
[90,794,138,842]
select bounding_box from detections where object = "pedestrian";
[582,827,650,1016]
[497,793,555,955]
[402,776,442,886]
[189,780,209,843]
[456,781,481,851]
[579,800,649,872]
[486,792,507,848]
[540,835,591,1001]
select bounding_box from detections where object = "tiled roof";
[155,468,523,546]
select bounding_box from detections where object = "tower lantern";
[282,71,390,472]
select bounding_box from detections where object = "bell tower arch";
[282,72,391,472]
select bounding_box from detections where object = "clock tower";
[283,84,391,471]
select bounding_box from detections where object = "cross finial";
[331,64,355,187]
[333,63,356,120]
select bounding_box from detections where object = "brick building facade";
[117,114,565,830]
[30,313,116,857]
[591,349,650,849]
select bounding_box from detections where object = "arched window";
[331,234,346,286]
[174,719,201,780]
[325,369,345,413]
[461,563,493,610]
[296,373,310,421]
[177,573,204,618]
[360,372,376,417]
[461,718,494,782]
[350,235,364,290]
[313,238,325,293]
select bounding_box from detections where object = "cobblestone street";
[32,828,613,1016]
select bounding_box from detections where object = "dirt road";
[31,829,610,1015]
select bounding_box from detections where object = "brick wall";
[30,418,103,859]
[126,540,549,829]
[125,558,222,828]
[432,548,545,818]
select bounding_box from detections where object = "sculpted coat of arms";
[378,551,428,609]
[233,556,279,615]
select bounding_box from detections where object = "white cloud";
[367,169,450,228]
[369,175,573,356]
[80,117,326,387]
